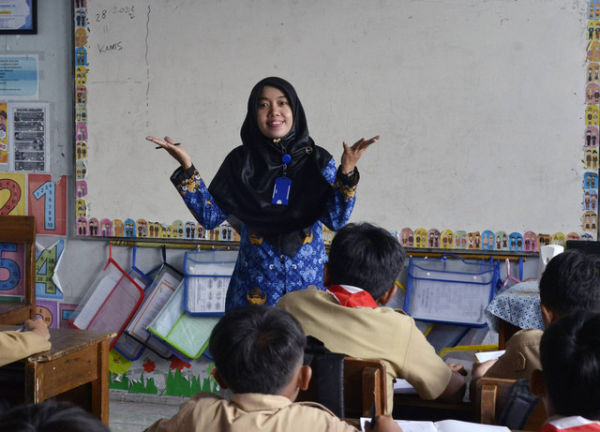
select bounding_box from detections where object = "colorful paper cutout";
[76,217,88,235]
[414,228,427,248]
[468,232,480,249]
[454,230,467,249]
[35,299,59,329]
[35,239,65,300]
[588,63,600,82]
[101,218,112,236]
[537,234,551,248]
[495,231,508,250]
[113,219,124,236]
[28,174,67,235]
[585,172,598,189]
[552,232,566,247]
[0,242,24,296]
[0,172,26,215]
[59,302,78,329]
[440,230,453,249]
[0,103,7,165]
[400,228,413,247]
[427,229,440,248]
[583,211,598,231]
[508,232,523,251]
[124,218,136,237]
[523,231,537,252]
[481,230,495,251]
[88,217,99,236]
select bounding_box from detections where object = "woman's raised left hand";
[340,135,380,174]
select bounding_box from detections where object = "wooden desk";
[0,326,115,425]
[393,393,475,423]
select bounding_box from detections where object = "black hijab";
[208,77,333,256]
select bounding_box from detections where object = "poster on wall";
[0,55,38,99]
[0,0,37,34]
[9,103,49,172]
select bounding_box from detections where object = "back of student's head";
[540,312,600,419]
[209,305,306,394]
[539,249,600,316]
[327,222,406,300]
[0,400,109,432]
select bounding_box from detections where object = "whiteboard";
[75,0,592,239]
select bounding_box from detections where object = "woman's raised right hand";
[146,135,192,170]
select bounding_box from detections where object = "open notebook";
[360,419,510,432]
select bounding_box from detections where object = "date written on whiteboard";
[95,5,135,22]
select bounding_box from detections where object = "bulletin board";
[73,0,594,247]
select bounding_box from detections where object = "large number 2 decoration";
[0,179,21,216]
[0,243,21,291]
[33,181,56,230]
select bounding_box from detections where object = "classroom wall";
[0,0,542,400]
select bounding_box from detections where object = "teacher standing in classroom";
[147,77,378,311]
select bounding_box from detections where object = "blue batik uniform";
[171,158,358,311]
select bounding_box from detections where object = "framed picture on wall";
[0,0,37,35]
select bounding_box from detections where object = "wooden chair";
[0,216,36,324]
[343,357,387,418]
[298,356,387,419]
[474,377,546,431]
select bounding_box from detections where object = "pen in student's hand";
[155,142,181,149]
[370,400,377,429]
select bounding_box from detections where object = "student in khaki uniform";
[145,305,401,432]
[530,312,600,432]
[472,249,600,382]
[0,316,50,367]
[277,222,466,415]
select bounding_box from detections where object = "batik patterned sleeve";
[170,165,228,229]
[319,158,359,231]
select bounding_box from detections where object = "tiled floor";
[109,392,187,432]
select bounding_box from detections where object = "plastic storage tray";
[183,249,237,316]
[404,255,499,326]
[147,280,219,360]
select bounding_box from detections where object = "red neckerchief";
[326,284,378,308]
[540,417,600,432]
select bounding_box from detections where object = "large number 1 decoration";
[33,181,56,230]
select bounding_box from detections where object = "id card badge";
[272,176,291,205]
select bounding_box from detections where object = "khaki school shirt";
[144,393,358,432]
[277,287,452,415]
[0,330,51,367]
[484,329,542,380]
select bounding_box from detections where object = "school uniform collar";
[326,284,378,308]
[231,393,292,412]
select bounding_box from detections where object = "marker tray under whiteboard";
[183,249,237,316]
[404,256,499,327]
[147,280,219,360]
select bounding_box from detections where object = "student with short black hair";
[145,305,401,432]
[0,400,109,432]
[474,249,600,381]
[278,222,466,414]
[530,312,600,431]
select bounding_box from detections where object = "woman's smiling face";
[256,86,293,139]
